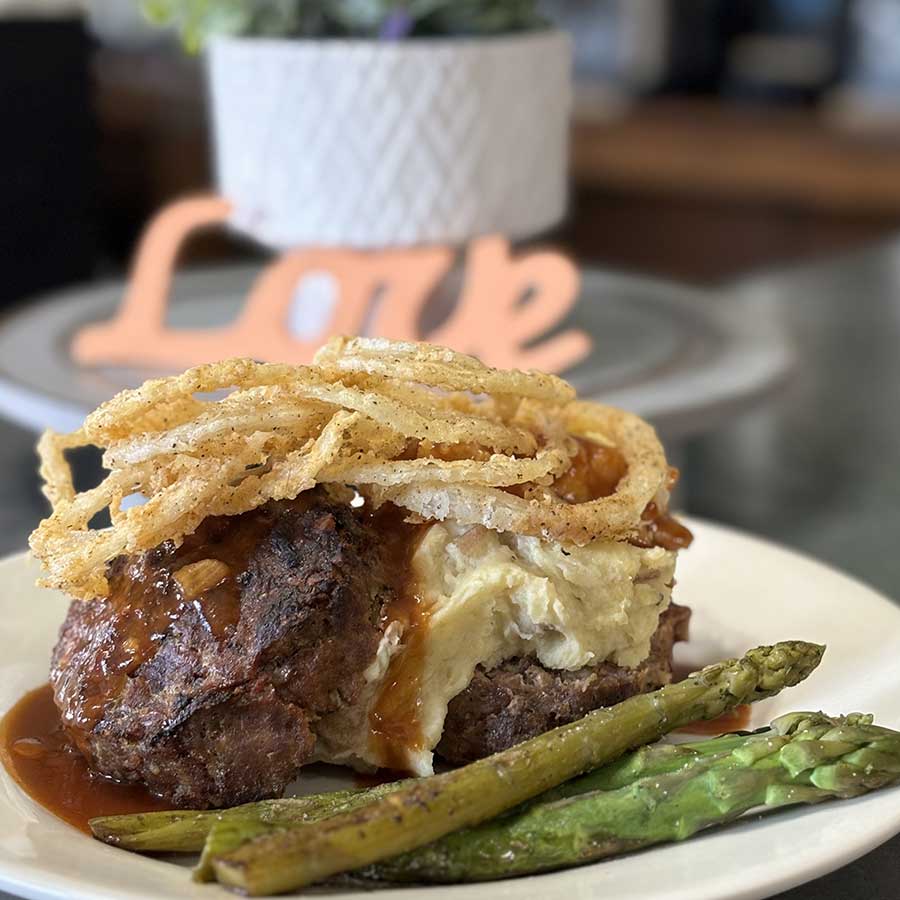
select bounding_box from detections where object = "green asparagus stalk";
[196,820,279,882]
[211,640,823,895]
[90,780,406,853]
[194,729,757,882]
[96,732,753,875]
[364,711,900,882]
[192,781,405,883]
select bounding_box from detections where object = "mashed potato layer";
[315,522,676,775]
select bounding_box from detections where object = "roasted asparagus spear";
[194,728,753,881]
[365,711,900,882]
[90,780,405,853]
[210,640,823,895]
[92,725,751,858]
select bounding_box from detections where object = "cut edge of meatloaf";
[436,603,691,764]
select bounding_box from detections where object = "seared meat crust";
[51,494,389,808]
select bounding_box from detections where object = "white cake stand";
[0,266,791,440]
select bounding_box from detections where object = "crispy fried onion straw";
[30,338,669,600]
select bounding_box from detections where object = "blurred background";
[1,5,899,559]
[1,2,899,893]
[12,0,900,290]
[4,1,900,575]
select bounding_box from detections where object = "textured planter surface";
[208,31,571,248]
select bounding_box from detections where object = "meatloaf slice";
[50,492,392,808]
[437,603,691,764]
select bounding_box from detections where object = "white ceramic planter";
[207,31,572,248]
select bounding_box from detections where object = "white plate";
[1,519,899,900]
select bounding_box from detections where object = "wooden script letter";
[72,195,592,373]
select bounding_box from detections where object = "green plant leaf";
[139,0,546,46]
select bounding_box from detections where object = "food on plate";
[22,338,876,896]
[90,779,409,856]
[50,496,393,808]
[29,338,696,805]
[91,641,826,894]
[439,602,690,762]
[362,710,900,884]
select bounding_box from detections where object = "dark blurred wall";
[0,18,97,306]
[8,2,897,292]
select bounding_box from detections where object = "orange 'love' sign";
[72,195,592,374]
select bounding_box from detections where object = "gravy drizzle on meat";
[55,506,288,734]
[49,491,394,808]
[363,508,430,771]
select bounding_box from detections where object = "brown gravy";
[366,508,429,772]
[552,438,629,504]
[678,704,752,736]
[633,502,694,552]
[55,506,284,734]
[537,437,695,551]
[0,684,172,833]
